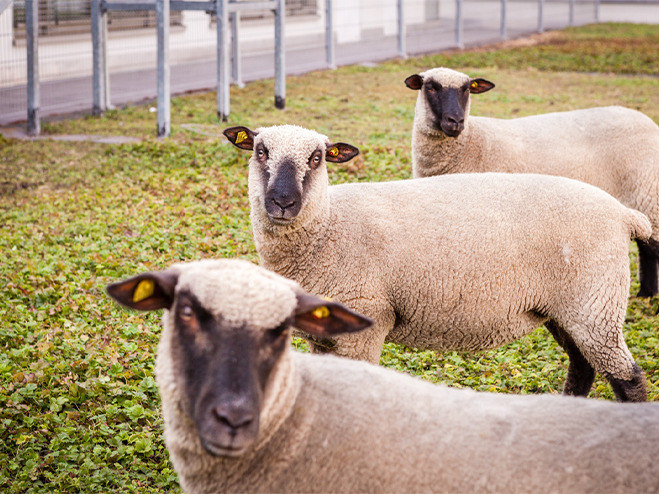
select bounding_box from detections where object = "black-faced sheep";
[405,66,659,298]
[107,259,659,493]
[223,124,651,402]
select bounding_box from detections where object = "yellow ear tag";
[133,279,155,303]
[328,147,339,157]
[311,306,330,319]
[235,130,248,144]
[471,81,479,90]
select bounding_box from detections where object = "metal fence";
[1,0,657,135]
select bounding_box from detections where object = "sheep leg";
[606,364,648,402]
[636,239,659,298]
[545,321,595,397]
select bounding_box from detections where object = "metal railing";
[7,0,647,137]
[91,0,284,137]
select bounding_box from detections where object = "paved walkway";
[1,2,657,129]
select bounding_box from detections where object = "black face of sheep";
[405,73,495,138]
[106,265,373,456]
[224,126,359,224]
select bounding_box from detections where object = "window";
[12,0,183,39]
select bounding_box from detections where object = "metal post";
[397,0,406,59]
[538,0,544,33]
[455,0,463,49]
[156,0,170,137]
[500,0,507,40]
[26,0,39,136]
[274,0,285,109]
[217,0,230,120]
[230,11,244,87]
[569,0,574,25]
[92,0,109,116]
[595,0,600,22]
[325,0,335,69]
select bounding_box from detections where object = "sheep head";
[405,68,494,137]
[106,260,372,457]
[224,125,359,226]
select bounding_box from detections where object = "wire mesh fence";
[0,0,656,126]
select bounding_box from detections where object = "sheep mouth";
[441,127,463,138]
[201,438,252,458]
[267,214,296,225]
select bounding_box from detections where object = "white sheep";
[106,259,659,494]
[223,124,651,402]
[405,66,659,297]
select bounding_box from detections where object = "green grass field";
[1,22,658,493]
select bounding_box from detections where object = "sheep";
[223,123,652,402]
[405,66,659,298]
[106,259,659,494]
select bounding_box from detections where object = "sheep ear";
[293,293,373,337]
[404,74,424,90]
[106,271,179,311]
[223,126,257,150]
[325,143,359,163]
[469,78,495,94]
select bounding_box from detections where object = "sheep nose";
[272,196,296,211]
[213,404,255,430]
[446,115,464,126]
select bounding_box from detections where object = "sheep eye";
[309,151,322,169]
[255,145,268,163]
[180,304,194,321]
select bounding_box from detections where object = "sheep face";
[106,260,373,457]
[405,68,494,137]
[224,125,359,225]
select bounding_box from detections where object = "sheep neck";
[253,190,332,284]
[413,122,478,177]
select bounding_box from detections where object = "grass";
[1,22,659,493]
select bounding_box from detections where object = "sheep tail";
[627,208,652,241]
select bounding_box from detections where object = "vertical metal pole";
[274,0,285,109]
[397,0,406,59]
[217,0,230,120]
[455,0,463,49]
[500,0,507,40]
[569,0,574,25]
[156,0,170,137]
[594,0,600,22]
[230,11,244,87]
[26,0,40,136]
[538,0,544,33]
[92,0,109,116]
[102,11,111,108]
[325,0,335,69]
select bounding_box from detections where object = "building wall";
[0,0,434,87]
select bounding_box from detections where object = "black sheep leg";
[607,365,648,402]
[636,239,659,298]
[545,321,595,397]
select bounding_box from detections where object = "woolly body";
[122,260,659,493]
[164,353,659,494]
[236,125,651,401]
[409,67,659,296]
